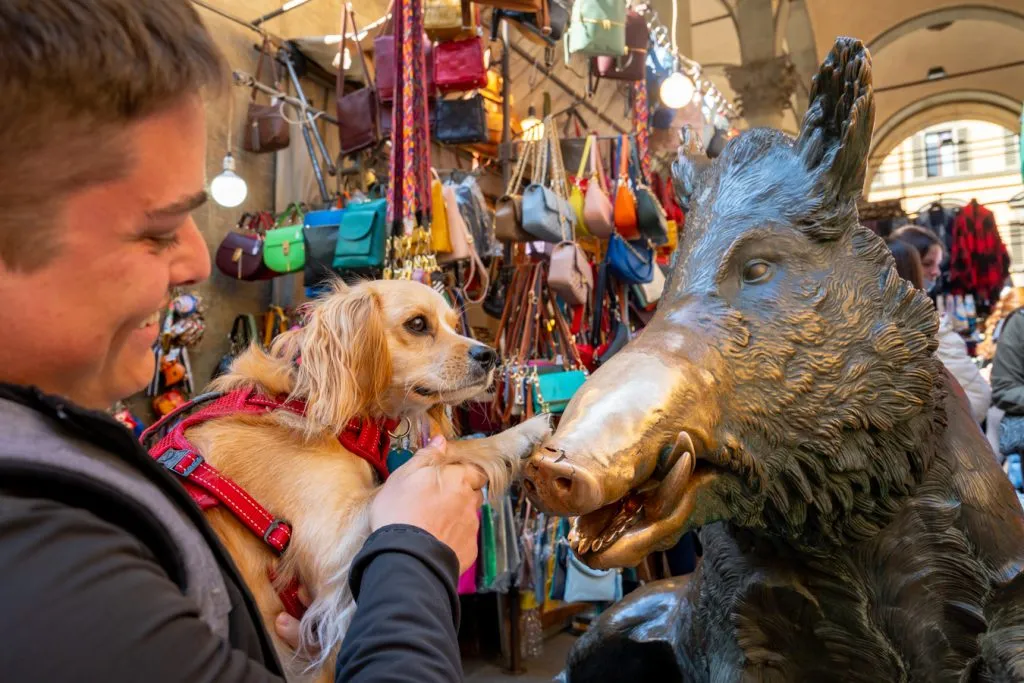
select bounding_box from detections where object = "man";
[0,2,480,680]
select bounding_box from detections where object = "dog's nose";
[469,345,498,370]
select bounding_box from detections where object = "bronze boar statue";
[523,37,1024,682]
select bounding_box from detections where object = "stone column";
[725,55,797,130]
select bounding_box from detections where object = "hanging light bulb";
[210,153,248,208]
[660,71,696,109]
[521,106,544,142]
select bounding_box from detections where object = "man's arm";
[335,525,463,682]
[0,494,285,683]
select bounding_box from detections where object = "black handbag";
[434,94,487,145]
[211,314,260,380]
[303,207,344,288]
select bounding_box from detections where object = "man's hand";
[369,436,486,572]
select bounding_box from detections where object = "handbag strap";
[340,4,373,83]
[575,135,593,180]
[546,120,572,242]
[506,140,533,196]
[618,134,629,181]
[589,134,609,193]
[251,39,279,102]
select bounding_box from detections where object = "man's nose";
[171,217,211,287]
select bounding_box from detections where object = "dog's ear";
[293,284,392,437]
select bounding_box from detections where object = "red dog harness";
[142,389,398,619]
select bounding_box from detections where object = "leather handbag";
[211,314,260,380]
[426,0,473,39]
[434,37,488,92]
[522,122,575,243]
[438,182,471,262]
[593,10,648,80]
[584,134,615,238]
[635,263,666,307]
[336,6,379,156]
[549,240,592,306]
[435,94,487,144]
[533,367,587,414]
[375,31,435,102]
[494,139,535,242]
[430,170,454,253]
[566,0,627,58]
[303,207,344,286]
[563,550,622,602]
[636,183,669,246]
[333,198,388,270]
[613,136,640,240]
[244,41,290,154]
[606,233,654,284]
[496,0,568,47]
[216,212,276,281]
[264,204,306,274]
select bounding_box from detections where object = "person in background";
[887,237,991,423]
[0,2,476,681]
[892,225,944,293]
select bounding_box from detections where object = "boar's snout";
[523,447,606,516]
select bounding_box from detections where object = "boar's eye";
[742,259,773,285]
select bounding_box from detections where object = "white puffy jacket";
[936,316,991,423]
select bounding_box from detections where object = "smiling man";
[0,2,483,681]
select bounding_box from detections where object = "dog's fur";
[184,279,549,681]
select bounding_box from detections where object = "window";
[957,127,970,174]
[925,130,956,178]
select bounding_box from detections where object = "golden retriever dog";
[180,279,549,681]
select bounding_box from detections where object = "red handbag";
[433,37,488,92]
[375,32,435,102]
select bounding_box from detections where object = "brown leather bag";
[336,6,379,156]
[594,11,649,81]
[243,41,290,153]
[548,240,593,306]
[494,139,537,242]
[215,213,276,281]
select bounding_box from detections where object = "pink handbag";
[583,135,614,238]
[549,241,592,306]
[437,184,470,262]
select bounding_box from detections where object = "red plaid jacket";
[949,201,1010,302]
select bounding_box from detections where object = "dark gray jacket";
[0,384,463,682]
[991,310,1024,415]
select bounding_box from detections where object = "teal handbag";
[563,550,623,602]
[332,199,388,270]
[263,220,306,274]
[532,368,587,414]
[566,0,627,58]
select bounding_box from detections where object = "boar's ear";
[796,37,875,207]
[671,150,710,212]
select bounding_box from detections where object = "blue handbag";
[606,233,654,284]
[563,550,623,603]
[304,207,344,286]
[332,199,388,270]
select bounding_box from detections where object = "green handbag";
[333,199,388,270]
[264,205,306,274]
[565,0,626,58]
[532,368,587,414]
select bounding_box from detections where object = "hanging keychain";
[385,418,415,473]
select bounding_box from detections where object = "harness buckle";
[263,519,291,551]
[157,448,204,477]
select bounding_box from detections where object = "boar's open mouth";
[568,431,722,566]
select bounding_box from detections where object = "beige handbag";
[494,139,536,242]
[438,183,470,263]
[636,263,666,306]
[583,135,614,238]
[425,0,472,39]
[547,133,593,306]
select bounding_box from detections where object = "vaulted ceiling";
[687,0,1024,179]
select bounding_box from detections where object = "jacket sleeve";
[991,313,1024,415]
[936,326,991,422]
[336,525,463,683]
[0,494,285,683]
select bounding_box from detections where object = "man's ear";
[795,37,875,209]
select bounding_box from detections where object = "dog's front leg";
[443,415,551,495]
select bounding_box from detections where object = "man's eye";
[742,259,773,284]
[405,316,429,334]
[146,233,181,252]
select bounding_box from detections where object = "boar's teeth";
[591,538,604,552]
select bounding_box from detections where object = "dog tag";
[386,435,415,473]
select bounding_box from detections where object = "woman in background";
[887,237,991,424]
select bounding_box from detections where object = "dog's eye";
[742,259,773,285]
[405,315,429,334]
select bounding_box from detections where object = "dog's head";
[224,279,497,438]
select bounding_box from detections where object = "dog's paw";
[512,414,553,455]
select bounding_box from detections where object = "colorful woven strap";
[632,80,651,180]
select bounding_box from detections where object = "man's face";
[0,96,211,409]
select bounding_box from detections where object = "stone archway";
[866,4,1024,57]
[866,90,1021,188]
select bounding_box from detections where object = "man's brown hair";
[0,0,226,271]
